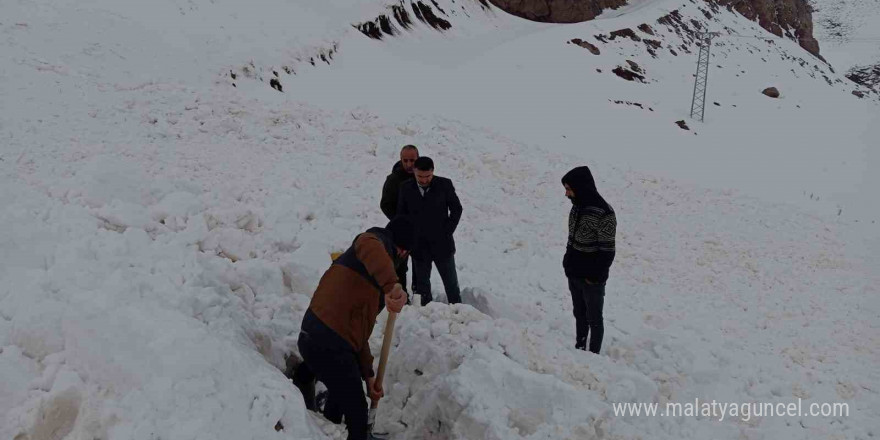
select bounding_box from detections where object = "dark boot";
[315,389,328,413]
[291,363,317,411]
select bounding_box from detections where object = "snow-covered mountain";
[1,0,877,439]
[812,0,880,91]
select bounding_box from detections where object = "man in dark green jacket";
[380,145,418,220]
[380,145,419,296]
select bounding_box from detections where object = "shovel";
[366,311,399,438]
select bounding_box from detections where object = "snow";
[1,0,879,439]
[812,0,880,72]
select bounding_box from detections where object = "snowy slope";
[283,0,880,226]
[2,0,879,439]
[812,0,880,74]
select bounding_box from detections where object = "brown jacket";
[308,232,398,378]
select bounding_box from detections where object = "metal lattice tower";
[690,33,717,122]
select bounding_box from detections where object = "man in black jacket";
[380,145,419,297]
[397,157,463,306]
[380,145,418,219]
[562,166,616,354]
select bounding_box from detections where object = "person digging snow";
[291,217,413,440]
[562,166,616,354]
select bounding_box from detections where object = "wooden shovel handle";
[370,311,398,409]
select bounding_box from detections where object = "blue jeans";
[568,278,605,354]
[413,254,461,306]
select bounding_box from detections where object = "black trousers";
[568,278,605,354]
[413,253,461,306]
[294,333,368,440]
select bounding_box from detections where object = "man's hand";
[366,377,384,401]
[386,283,406,313]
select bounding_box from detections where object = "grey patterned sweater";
[563,204,616,282]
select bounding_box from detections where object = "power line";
[721,33,880,42]
[686,28,878,122]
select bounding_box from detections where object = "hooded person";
[291,217,414,440]
[561,166,616,354]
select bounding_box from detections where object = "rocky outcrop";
[762,87,780,98]
[490,0,821,56]
[487,0,626,23]
[846,64,880,92]
[569,39,600,55]
[712,0,820,56]
[355,1,450,40]
[637,24,656,35]
[612,61,646,82]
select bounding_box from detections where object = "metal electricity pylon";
[690,32,719,122]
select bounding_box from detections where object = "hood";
[562,166,606,208]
